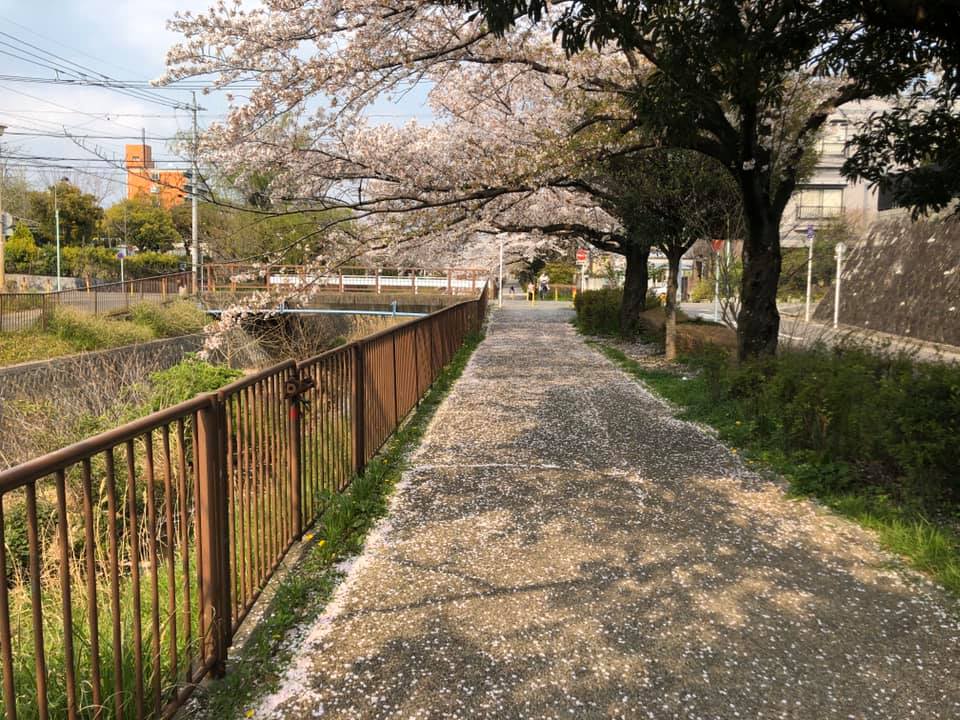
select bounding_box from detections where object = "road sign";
[576,248,588,263]
[806,224,815,242]
[711,239,724,253]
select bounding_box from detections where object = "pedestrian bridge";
[0,265,490,331]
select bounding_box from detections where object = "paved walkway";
[259,301,960,719]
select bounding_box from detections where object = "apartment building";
[125,144,187,209]
[779,98,898,247]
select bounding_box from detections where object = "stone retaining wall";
[814,218,960,346]
[0,334,204,404]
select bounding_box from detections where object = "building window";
[796,187,844,219]
[816,121,848,156]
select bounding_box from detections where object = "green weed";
[592,340,960,598]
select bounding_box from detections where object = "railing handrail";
[0,288,487,491]
[0,281,488,720]
[0,393,215,493]
[0,270,193,299]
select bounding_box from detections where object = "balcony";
[816,139,847,157]
[796,204,844,220]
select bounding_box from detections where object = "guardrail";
[0,287,487,719]
[0,272,194,332]
[205,264,486,295]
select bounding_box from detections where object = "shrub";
[47,307,155,350]
[688,343,960,499]
[130,300,208,337]
[689,277,714,302]
[126,252,182,278]
[574,288,622,335]
[147,356,242,410]
[543,261,576,285]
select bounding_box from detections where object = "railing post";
[413,322,422,400]
[287,367,304,539]
[196,397,230,676]
[352,344,366,474]
[392,333,399,428]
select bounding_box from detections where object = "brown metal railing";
[0,272,194,332]
[0,287,487,719]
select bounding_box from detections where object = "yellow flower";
[735,421,742,426]
[246,710,255,718]
[317,539,326,548]
[731,448,738,454]
[303,533,314,542]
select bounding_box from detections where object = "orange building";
[125,144,187,209]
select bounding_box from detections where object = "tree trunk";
[619,242,650,338]
[665,251,681,360]
[737,201,782,360]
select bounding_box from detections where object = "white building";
[780,98,900,248]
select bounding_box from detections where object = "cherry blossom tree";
[160,1,649,271]
[463,0,934,358]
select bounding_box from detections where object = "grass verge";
[591,341,960,598]
[190,331,484,719]
[0,302,207,367]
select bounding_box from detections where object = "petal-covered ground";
[258,301,960,719]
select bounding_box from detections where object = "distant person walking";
[538,272,550,300]
[526,282,536,302]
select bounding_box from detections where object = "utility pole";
[498,236,503,308]
[191,92,200,295]
[804,224,815,322]
[833,241,846,329]
[0,124,6,292]
[55,180,62,291]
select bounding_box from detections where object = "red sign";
[576,248,588,262]
[711,239,725,253]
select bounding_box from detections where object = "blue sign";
[805,224,815,241]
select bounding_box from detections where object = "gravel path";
[258,300,960,719]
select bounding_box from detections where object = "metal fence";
[0,289,486,719]
[0,272,194,332]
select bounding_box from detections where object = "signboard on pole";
[576,248,588,263]
[711,239,724,253]
[806,224,815,243]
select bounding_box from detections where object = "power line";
[0,84,152,133]
[0,31,191,110]
[0,73,260,91]
[0,110,224,117]
[5,131,180,141]
[0,13,144,79]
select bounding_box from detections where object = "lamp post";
[0,124,7,292]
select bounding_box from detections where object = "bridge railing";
[0,272,194,332]
[204,264,486,295]
[0,287,487,719]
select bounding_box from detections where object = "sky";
[0,0,432,206]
